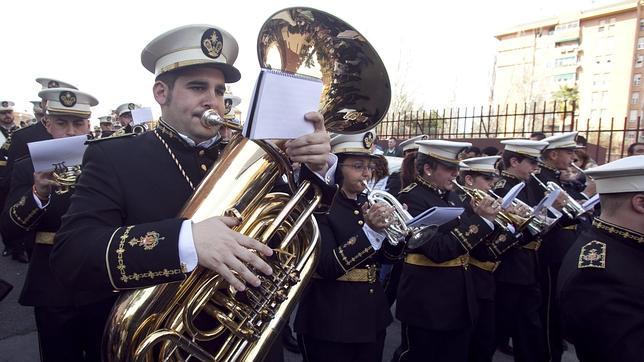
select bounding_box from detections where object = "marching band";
[0,7,643,362]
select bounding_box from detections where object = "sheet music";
[532,189,561,217]
[28,135,87,172]
[501,182,525,209]
[131,107,153,125]
[582,194,600,212]
[407,207,464,228]
[243,69,321,140]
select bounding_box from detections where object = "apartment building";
[491,0,643,145]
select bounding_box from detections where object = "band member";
[385,134,427,196]
[0,101,18,138]
[558,155,644,362]
[114,102,140,134]
[529,131,586,362]
[0,78,77,260]
[0,88,116,361]
[50,24,336,359]
[492,139,548,362]
[451,156,521,362]
[395,140,499,362]
[98,116,115,138]
[295,131,402,362]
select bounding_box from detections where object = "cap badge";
[363,132,374,149]
[47,80,60,88]
[201,28,223,59]
[1,101,7,108]
[59,91,77,107]
[128,103,136,110]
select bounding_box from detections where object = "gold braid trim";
[115,226,183,285]
[594,219,644,244]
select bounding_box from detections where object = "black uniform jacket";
[295,191,402,343]
[0,158,112,306]
[492,172,540,285]
[51,121,335,292]
[0,122,51,188]
[448,190,519,301]
[558,218,644,362]
[395,176,493,330]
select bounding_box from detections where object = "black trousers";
[34,297,116,362]
[540,263,564,362]
[298,330,386,362]
[398,324,472,362]
[495,282,546,362]
[469,299,496,362]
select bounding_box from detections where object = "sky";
[0,0,615,126]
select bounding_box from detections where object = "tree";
[552,85,579,109]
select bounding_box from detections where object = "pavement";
[0,253,578,362]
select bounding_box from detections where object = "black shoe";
[498,344,514,356]
[12,252,29,264]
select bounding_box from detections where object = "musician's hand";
[507,203,531,218]
[33,171,57,198]
[583,179,596,197]
[192,216,273,292]
[552,192,568,211]
[285,112,331,175]
[362,202,394,232]
[472,195,499,222]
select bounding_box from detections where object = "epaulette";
[493,179,506,190]
[399,183,417,194]
[85,133,136,145]
[577,240,606,269]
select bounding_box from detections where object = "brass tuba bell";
[103,7,391,362]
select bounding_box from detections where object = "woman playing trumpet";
[295,131,404,362]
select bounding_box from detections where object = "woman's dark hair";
[371,155,389,182]
[400,151,419,189]
[501,150,528,169]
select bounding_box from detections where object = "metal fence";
[376,101,643,164]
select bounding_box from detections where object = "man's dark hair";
[530,132,546,140]
[465,146,481,156]
[501,150,528,169]
[627,142,644,156]
[575,134,587,146]
[482,146,499,156]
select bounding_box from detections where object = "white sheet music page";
[501,182,525,209]
[28,135,88,172]
[407,207,464,228]
[244,69,322,140]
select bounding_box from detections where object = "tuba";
[103,7,391,362]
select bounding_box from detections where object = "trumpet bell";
[257,7,391,134]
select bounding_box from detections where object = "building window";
[630,110,639,121]
[632,92,640,105]
[608,18,616,30]
[639,37,644,49]
[640,19,644,31]
[554,56,576,67]
[554,73,576,83]
[598,20,606,32]
[635,74,642,86]
[636,55,644,67]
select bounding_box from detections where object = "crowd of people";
[0,19,643,362]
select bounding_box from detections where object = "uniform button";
[198,150,205,157]
[201,164,207,171]
[354,210,359,215]
[358,220,364,225]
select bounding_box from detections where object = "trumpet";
[52,162,81,195]
[451,180,533,232]
[362,181,436,249]
[530,173,585,219]
[488,190,555,236]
